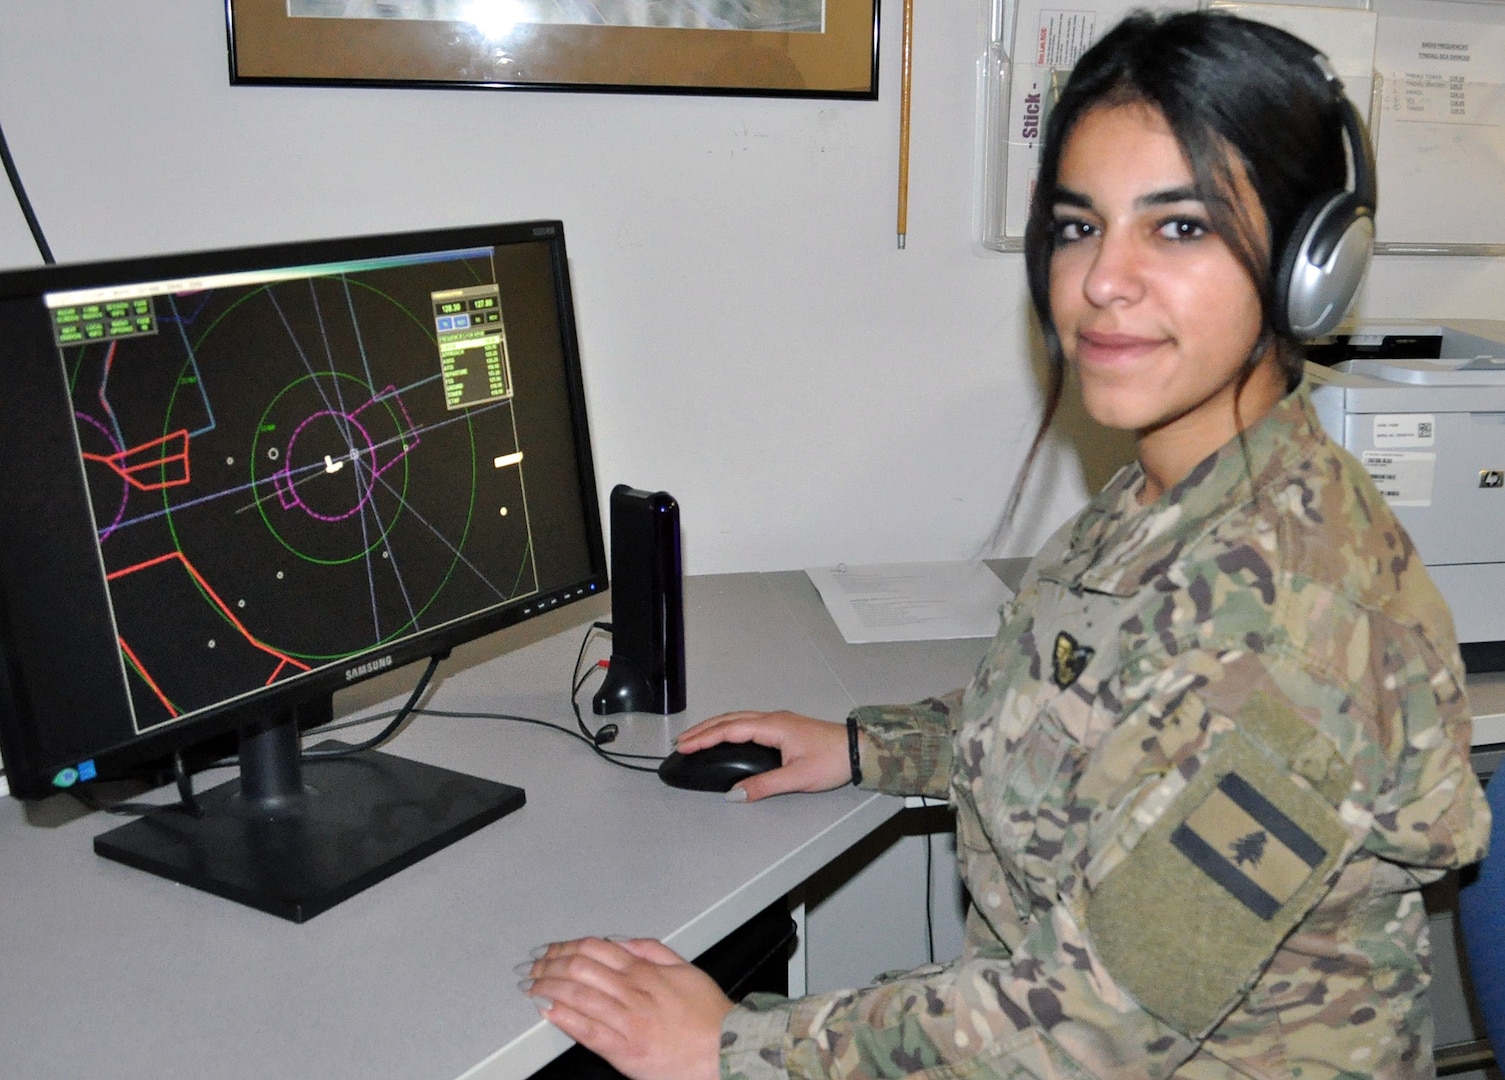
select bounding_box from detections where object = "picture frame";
[226,0,879,99]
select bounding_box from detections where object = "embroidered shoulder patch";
[1052,631,1094,688]
[1170,772,1328,920]
[1082,724,1352,1036]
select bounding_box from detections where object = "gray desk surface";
[0,571,988,1080]
[7,563,1493,1080]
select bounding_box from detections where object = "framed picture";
[226,0,879,98]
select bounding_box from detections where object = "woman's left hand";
[521,936,733,1080]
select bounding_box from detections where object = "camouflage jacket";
[721,385,1489,1080]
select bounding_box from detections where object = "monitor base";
[94,748,524,922]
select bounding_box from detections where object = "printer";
[1308,320,1505,671]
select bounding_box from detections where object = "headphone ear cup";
[1272,195,1330,338]
[1274,190,1373,339]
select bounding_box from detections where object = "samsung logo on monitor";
[345,655,394,681]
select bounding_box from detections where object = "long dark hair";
[1000,10,1350,531]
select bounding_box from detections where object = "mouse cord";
[298,625,659,773]
[304,698,662,774]
[409,707,658,770]
[568,687,662,773]
[569,623,663,772]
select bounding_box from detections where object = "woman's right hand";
[674,711,852,802]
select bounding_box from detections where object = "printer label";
[1361,451,1435,507]
[1372,414,1436,448]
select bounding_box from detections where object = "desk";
[5,567,1500,1080]
[0,572,989,1080]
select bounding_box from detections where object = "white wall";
[4,2,1505,574]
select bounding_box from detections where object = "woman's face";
[1047,101,1284,490]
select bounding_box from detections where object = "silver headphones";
[1270,54,1377,339]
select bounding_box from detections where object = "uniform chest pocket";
[970,705,1089,896]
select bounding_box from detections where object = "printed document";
[805,561,1013,644]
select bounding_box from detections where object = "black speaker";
[592,485,686,716]
[1272,52,1377,340]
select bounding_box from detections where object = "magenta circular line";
[75,411,130,540]
[280,410,377,523]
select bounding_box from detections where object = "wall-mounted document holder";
[1369,2,1505,255]
[978,0,1504,257]
[979,0,1160,253]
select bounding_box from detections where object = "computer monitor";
[0,220,607,920]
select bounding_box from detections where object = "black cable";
[299,617,660,774]
[74,693,661,817]
[302,652,444,760]
[69,761,242,818]
[570,702,663,772]
[0,116,54,264]
[299,710,401,739]
[415,707,658,763]
[925,829,936,964]
[86,654,447,790]
[566,621,665,772]
[69,788,141,816]
[173,751,204,819]
[570,621,617,743]
[289,631,660,772]
[572,663,617,745]
[74,634,660,819]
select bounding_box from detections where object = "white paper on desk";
[805,562,1013,644]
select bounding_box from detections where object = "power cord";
[302,652,444,761]
[0,115,54,264]
[173,750,204,818]
[70,751,207,818]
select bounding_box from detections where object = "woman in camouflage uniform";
[521,11,1491,1078]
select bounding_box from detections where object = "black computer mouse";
[657,742,783,793]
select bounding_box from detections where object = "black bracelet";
[846,713,863,787]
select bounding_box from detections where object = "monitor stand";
[93,704,524,922]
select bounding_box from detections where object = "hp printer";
[1309,320,1505,670]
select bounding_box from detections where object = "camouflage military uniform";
[721,384,1490,1080]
